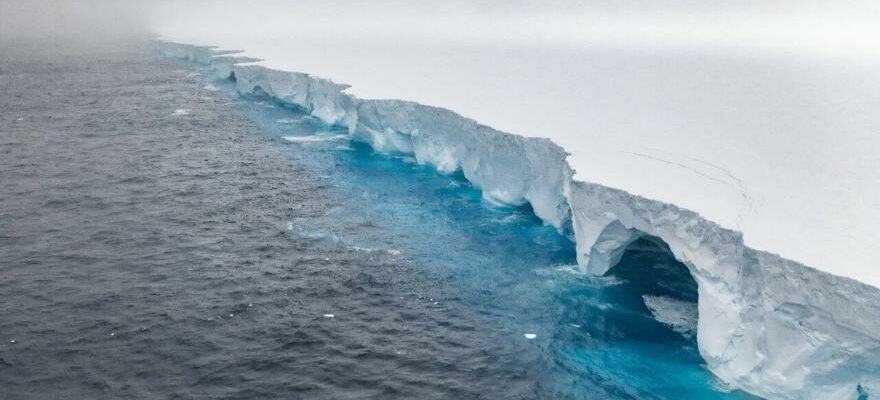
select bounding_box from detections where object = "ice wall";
[155,41,880,400]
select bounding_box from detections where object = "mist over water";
[0,0,148,42]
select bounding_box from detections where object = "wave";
[154,40,880,400]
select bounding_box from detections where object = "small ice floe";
[282,134,348,143]
[643,294,698,339]
[288,223,340,242]
[110,332,116,337]
[274,117,301,124]
[323,314,334,319]
[248,303,253,307]
[352,246,377,253]
[569,324,582,329]
[9,339,15,344]
[171,109,190,116]
[351,246,402,256]
[203,84,219,91]
[16,117,23,121]
[186,72,201,77]
[524,333,537,340]
[229,313,234,317]
[555,264,586,275]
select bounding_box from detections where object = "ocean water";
[0,39,755,399]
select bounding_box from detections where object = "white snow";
[150,3,880,397]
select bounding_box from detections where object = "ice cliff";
[155,41,880,400]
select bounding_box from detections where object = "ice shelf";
[155,41,880,400]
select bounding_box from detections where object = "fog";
[4,0,879,60]
[0,0,149,42]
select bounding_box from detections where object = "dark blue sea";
[0,39,757,399]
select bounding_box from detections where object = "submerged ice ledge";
[155,41,879,400]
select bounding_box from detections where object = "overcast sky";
[145,0,880,60]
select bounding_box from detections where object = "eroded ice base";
[155,41,880,400]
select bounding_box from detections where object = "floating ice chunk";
[351,246,401,255]
[323,314,334,318]
[288,224,340,242]
[282,134,349,143]
[524,333,537,339]
[643,295,698,339]
[171,109,190,116]
[203,84,219,91]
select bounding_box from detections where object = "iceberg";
[154,41,880,400]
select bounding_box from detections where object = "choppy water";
[0,39,756,399]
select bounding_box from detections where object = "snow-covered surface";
[154,40,880,400]
[148,1,880,288]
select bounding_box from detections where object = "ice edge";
[154,40,879,400]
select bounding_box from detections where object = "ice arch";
[567,181,879,400]
[604,235,701,341]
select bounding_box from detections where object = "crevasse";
[155,41,880,400]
